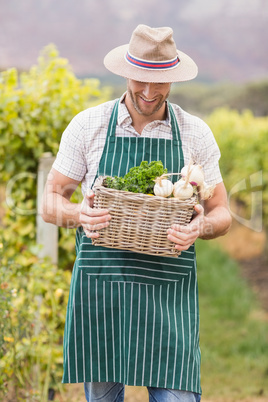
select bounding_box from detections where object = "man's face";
[126,79,171,117]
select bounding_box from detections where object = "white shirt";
[53,94,222,196]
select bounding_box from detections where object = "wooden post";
[37,152,58,265]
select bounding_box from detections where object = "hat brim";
[104,44,198,83]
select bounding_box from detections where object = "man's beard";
[127,86,170,117]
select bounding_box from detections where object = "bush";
[0,45,111,399]
[0,240,71,400]
[206,108,268,252]
[0,44,111,268]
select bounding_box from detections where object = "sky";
[0,0,267,82]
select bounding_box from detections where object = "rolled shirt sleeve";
[52,112,87,182]
[175,105,223,186]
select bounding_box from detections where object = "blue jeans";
[84,382,201,402]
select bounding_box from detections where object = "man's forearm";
[199,206,232,240]
[42,192,82,229]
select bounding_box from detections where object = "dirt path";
[125,387,268,401]
[239,254,268,313]
[124,386,268,401]
[203,399,268,402]
[58,384,268,401]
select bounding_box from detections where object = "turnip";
[181,164,204,186]
[173,179,194,200]
[153,177,174,197]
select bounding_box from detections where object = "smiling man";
[42,24,231,402]
[125,80,172,139]
[126,80,171,121]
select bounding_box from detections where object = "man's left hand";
[167,204,204,251]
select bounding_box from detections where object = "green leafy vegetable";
[103,160,167,194]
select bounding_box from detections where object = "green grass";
[196,240,268,400]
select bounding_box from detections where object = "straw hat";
[104,24,198,83]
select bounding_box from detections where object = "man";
[42,25,231,402]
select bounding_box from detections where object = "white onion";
[173,179,193,200]
[181,164,204,186]
[199,181,215,200]
[153,179,174,197]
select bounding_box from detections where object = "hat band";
[125,51,180,70]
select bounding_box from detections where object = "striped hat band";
[125,51,180,70]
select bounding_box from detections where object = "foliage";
[168,80,268,117]
[206,108,268,248]
[0,44,111,269]
[1,44,267,399]
[0,45,110,399]
[0,240,71,401]
[196,240,268,399]
[228,80,268,117]
[103,160,167,193]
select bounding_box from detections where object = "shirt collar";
[117,93,171,128]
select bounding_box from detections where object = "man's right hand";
[80,189,111,238]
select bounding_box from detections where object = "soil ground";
[58,383,268,402]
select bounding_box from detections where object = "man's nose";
[142,83,156,99]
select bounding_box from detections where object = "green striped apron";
[62,100,201,394]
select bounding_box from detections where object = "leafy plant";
[206,108,268,255]
[103,160,167,194]
[0,44,111,269]
[0,44,111,399]
[0,239,71,401]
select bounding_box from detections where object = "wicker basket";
[92,177,197,258]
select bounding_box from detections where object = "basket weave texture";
[92,179,197,258]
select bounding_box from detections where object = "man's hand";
[167,204,204,251]
[80,189,111,238]
[166,182,232,250]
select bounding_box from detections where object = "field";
[1,59,268,400]
[53,222,268,402]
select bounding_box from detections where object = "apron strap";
[168,102,184,175]
[167,101,182,144]
[93,100,119,184]
[107,99,119,138]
